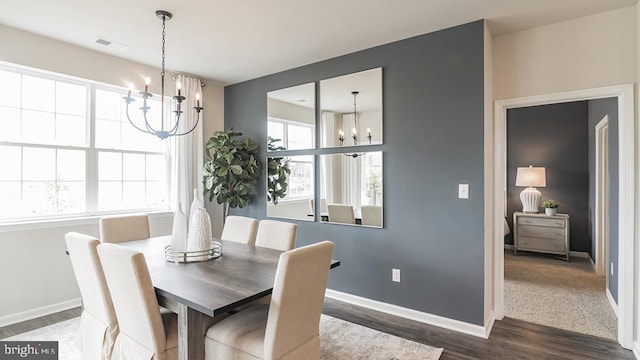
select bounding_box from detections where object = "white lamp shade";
[515,166,546,187]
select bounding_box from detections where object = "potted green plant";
[203,129,261,217]
[266,137,291,205]
[542,199,559,216]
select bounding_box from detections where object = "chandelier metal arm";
[123,97,156,135]
[171,111,201,137]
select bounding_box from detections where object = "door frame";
[595,116,609,277]
[492,84,635,348]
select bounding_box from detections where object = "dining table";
[116,236,340,360]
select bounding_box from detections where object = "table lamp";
[515,166,546,213]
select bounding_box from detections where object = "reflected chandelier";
[122,10,203,139]
[339,91,371,157]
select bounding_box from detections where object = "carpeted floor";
[504,250,617,340]
[7,314,443,360]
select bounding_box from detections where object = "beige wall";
[0,24,224,324]
[493,6,637,100]
[493,6,639,348]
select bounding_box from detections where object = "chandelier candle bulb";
[144,77,150,92]
[176,81,181,96]
[196,93,200,107]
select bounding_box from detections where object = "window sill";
[0,210,173,233]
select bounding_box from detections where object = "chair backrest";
[97,243,167,355]
[254,220,298,251]
[99,214,150,243]
[360,205,382,227]
[327,204,355,224]
[65,232,118,360]
[220,215,258,245]
[264,241,334,359]
[308,198,329,214]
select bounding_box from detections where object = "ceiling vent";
[94,37,129,51]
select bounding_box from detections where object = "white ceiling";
[0,0,636,85]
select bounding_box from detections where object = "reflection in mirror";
[266,155,314,221]
[267,82,315,151]
[320,68,382,148]
[319,151,382,227]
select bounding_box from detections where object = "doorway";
[492,85,635,349]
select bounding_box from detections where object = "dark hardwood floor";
[0,307,81,339]
[322,298,634,360]
[1,299,634,359]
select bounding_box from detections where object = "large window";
[0,64,170,221]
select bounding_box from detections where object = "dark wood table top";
[118,236,340,317]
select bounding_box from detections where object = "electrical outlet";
[392,268,401,282]
[611,262,614,276]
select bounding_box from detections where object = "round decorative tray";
[164,241,222,263]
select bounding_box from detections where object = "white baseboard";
[325,289,490,339]
[633,341,640,359]
[0,298,81,328]
[605,288,618,318]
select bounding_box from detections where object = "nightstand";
[513,212,570,261]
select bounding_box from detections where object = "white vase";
[189,188,203,221]
[187,208,212,255]
[171,203,188,252]
[545,208,557,216]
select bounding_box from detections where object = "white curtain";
[171,75,204,221]
[320,111,338,202]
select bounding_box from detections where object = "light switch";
[458,184,469,199]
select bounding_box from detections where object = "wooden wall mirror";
[319,151,383,227]
[320,68,383,148]
[267,82,315,151]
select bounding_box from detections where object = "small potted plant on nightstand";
[542,199,559,216]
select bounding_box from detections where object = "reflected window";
[267,82,315,151]
[287,155,314,198]
[266,155,314,222]
[267,118,314,150]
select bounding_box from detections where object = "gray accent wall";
[506,102,589,253]
[223,21,486,325]
[587,97,618,302]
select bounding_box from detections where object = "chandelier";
[339,91,371,157]
[122,10,203,139]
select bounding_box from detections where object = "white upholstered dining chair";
[65,232,119,360]
[97,243,178,360]
[327,204,355,224]
[360,205,382,227]
[220,215,259,245]
[204,241,334,360]
[254,220,298,251]
[99,214,150,243]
